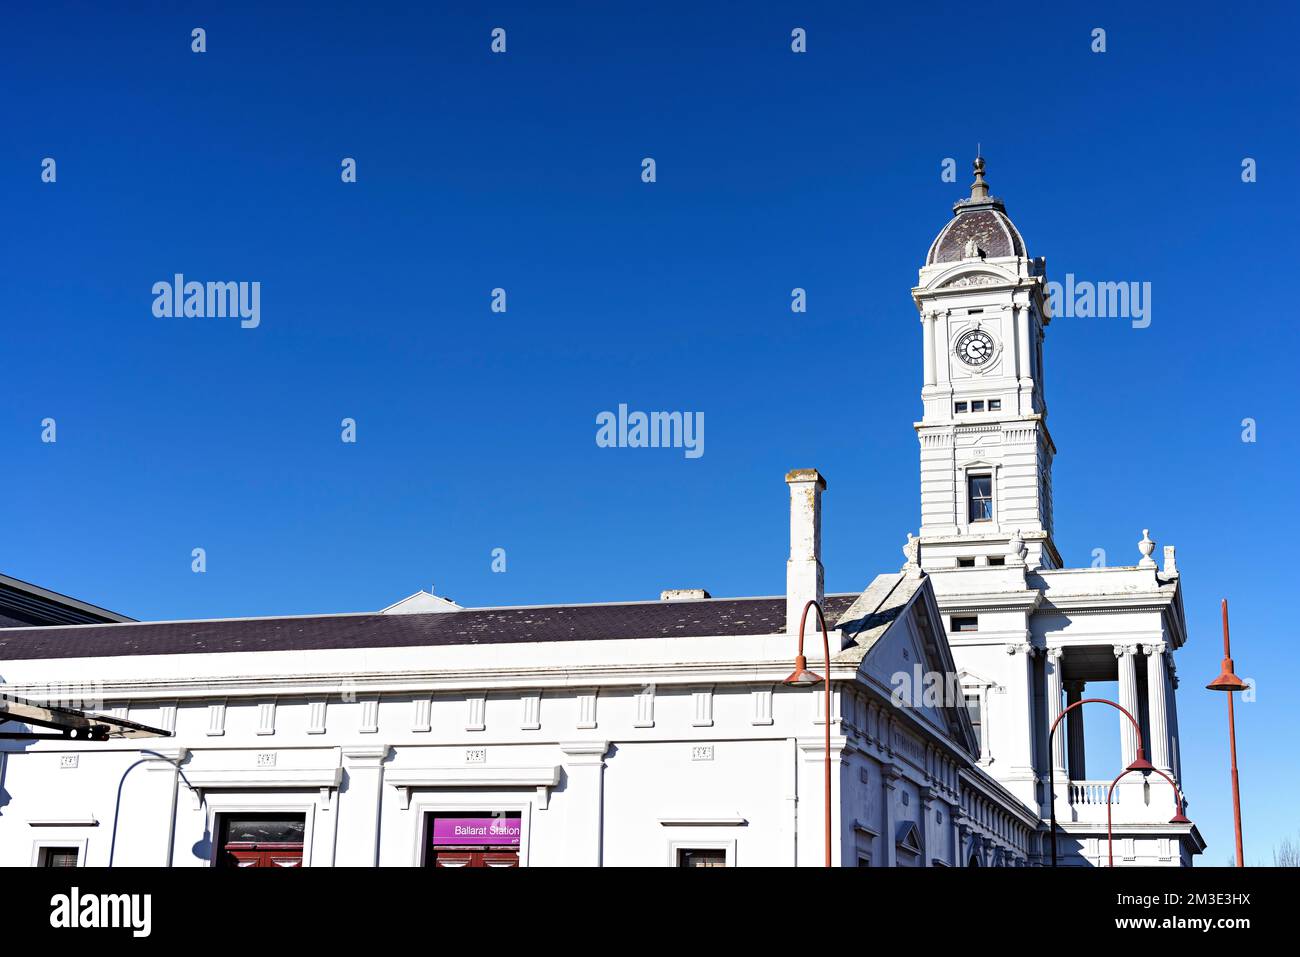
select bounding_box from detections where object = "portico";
[1042,636,1182,824]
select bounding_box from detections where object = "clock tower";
[913,157,1060,571]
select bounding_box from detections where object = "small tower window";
[988,399,1002,411]
[964,693,983,753]
[954,401,968,413]
[971,400,985,412]
[968,475,993,522]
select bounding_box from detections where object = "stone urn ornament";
[1008,528,1028,565]
[1137,529,1157,568]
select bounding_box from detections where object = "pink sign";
[431,815,521,846]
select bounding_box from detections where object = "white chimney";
[786,468,826,634]
[660,589,710,601]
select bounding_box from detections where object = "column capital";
[1064,679,1086,695]
[342,744,390,767]
[1004,641,1037,657]
[1143,642,1167,657]
[1113,643,1139,658]
[1045,646,1064,662]
[143,746,190,766]
[559,740,610,766]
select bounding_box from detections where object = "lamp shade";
[783,655,824,688]
[1206,658,1249,692]
[1126,750,1154,773]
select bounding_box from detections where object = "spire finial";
[970,153,990,201]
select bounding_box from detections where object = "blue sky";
[2,2,1297,864]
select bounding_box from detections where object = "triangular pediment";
[835,572,980,759]
[896,820,924,855]
[380,591,463,615]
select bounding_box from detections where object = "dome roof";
[925,157,1027,266]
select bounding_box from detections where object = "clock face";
[956,329,996,367]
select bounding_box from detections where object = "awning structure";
[0,692,171,741]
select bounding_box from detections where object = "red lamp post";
[1047,697,1152,867]
[1206,598,1248,867]
[783,599,832,868]
[1104,764,1190,866]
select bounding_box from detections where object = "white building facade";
[0,160,1201,867]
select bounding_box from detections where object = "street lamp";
[1047,696,1152,867]
[1206,598,1248,867]
[783,599,832,868]
[1104,764,1190,866]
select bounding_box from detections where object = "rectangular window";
[952,616,978,633]
[957,558,975,568]
[964,693,983,754]
[677,848,728,868]
[968,474,993,522]
[216,813,307,869]
[954,401,968,413]
[971,400,985,412]
[988,399,1002,411]
[38,847,79,868]
[988,556,1005,566]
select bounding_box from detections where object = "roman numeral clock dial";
[956,328,996,367]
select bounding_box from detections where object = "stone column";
[143,746,191,867]
[1045,647,1067,777]
[1143,643,1172,774]
[1115,645,1139,767]
[1167,664,1184,784]
[1003,641,1039,808]
[1016,305,1032,388]
[881,764,901,868]
[108,746,209,867]
[1065,680,1086,780]
[559,741,609,866]
[922,313,937,386]
[336,744,389,866]
[920,787,938,866]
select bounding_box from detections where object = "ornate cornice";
[1,657,864,702]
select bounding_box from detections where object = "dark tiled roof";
[927,205,1026,264]
[0,595,859,662]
